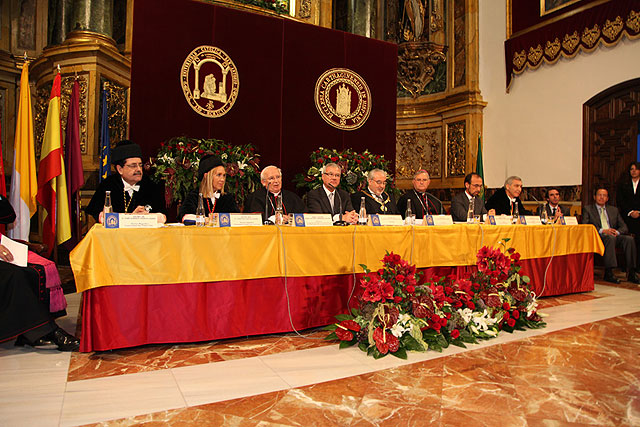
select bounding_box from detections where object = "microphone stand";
[327,183,348,226]
[425,192,444,215]
[263,181,274,225]
[528,193,549,224]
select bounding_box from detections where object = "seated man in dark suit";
[485,175,531,216]
[582,187,639,284]
[450,172,495,222]
[397,169,443,219]
[306,163,358,224]
[351,169,399,215]
[247,165,304,223]
[536,187,570,222]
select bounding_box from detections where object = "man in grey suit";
[582,187,639,284]
[536,187,571,222]
[450,172,495,222]
[306,163,358,224]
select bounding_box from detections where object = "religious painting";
[540,0,582,16]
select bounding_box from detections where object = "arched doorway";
[583,78,640,207]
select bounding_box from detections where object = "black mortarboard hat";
[197,154,224,180]
[111,140,143,165]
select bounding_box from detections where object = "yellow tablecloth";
[70,223,604,292]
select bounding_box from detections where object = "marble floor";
[1,275,640,426]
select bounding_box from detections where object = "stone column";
[71,0,113,37]
[48,0,74,46]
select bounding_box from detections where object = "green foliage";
[149,137,261,209]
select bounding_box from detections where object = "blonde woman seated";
[178,155,239,222]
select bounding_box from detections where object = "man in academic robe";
[247,165,304,223]
[450,172,495,222]
[86,140,166,223]
[536,187,570,222]
[0,196,79,351]
[616,161,640,265]
[485,175,531,216]
[305,163,358,224]
[397,169,443,219]
[583,187,639,284]
[351,169,399,215]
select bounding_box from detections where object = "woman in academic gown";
[178,154,239,222]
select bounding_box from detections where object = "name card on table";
[521,216,542,225]
[293,213,333,227]
[218,213,263,227]
[423,215,454,226]
[487,215,513,226]
[104,213,161,228]
[369,214,404,226]
[560,216,578,225]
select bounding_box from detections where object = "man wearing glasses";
[306,163,358,224]
[86,140,166,223]
[397,169,443,220]
[451,172,494,222]
[351,169,399,215]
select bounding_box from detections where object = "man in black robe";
[0,196,79,351]
[351,169,399,215]
[397,169,443,219]
[246,165,304,222]
[85,140,166,223]
[485,175,531,216]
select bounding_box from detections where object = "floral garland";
[293,147,397,195]
[149,137,261,209]
[325,239,545,359]
[224,0,289,14]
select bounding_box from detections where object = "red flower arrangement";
[325,239,546,359]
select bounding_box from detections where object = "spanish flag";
[7,62,37,241]
[36,73,71,254]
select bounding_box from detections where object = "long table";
[71,224,603,352]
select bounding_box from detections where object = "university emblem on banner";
[314,68,371,131]
[180,46,239,118]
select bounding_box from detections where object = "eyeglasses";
[124,163,143,170]
[371,180,386,185]
[414,178,430,183]
[323,172,341,178]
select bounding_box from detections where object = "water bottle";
[512,201,520,224]
[196,193,205,226]
[467,196,475,224]
[103,190,112,213]
[357,196,367,225]
[275,195,284,225]
[540,203,549,225]
[404,199,415,225]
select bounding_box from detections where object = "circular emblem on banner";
[180,46,239,118]
[314,68,371,131]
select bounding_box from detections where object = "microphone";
[263,181,274,225]
[326,182,348,226]
[424,192,444,215]
[528,192,550,223]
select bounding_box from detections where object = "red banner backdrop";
[505,0,640,89]
[129,0,398,191]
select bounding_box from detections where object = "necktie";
[328,191,335,212]
[551,207,556,216]
[511,201,515,216]
[599,207,610,230]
